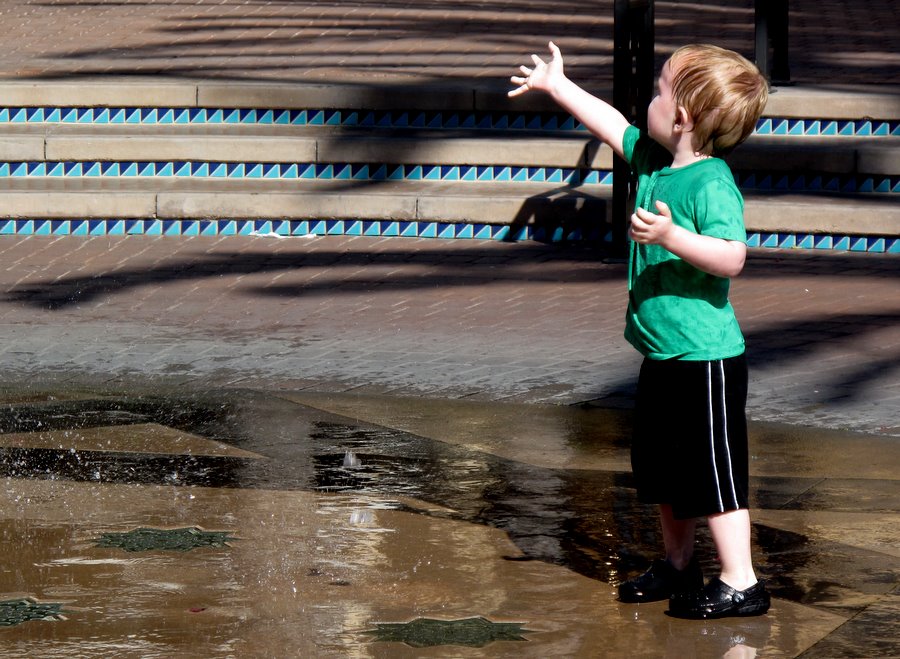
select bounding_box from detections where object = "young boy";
[510,43,770,619]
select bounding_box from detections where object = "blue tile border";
[745,232,898,253]
[0,160,895,194]
[0,105,892,252]
[0,106,896,137]
[0,218,896,253]
[0,160,615,186]
[734,171,898,195]
[0,107,588,131]
[754,117,898,137]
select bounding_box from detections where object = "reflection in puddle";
[0,389,889,656]
[0,392,850,593]
[0,393,649,584]
[305,420,650,583]
[0,392,760,589]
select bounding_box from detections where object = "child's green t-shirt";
[622,125,746,361]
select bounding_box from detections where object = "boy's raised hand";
[509,41,564,97]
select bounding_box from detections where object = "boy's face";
[647,60,679,149]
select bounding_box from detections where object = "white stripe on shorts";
[707,361,739,512]
[718,360,739,509]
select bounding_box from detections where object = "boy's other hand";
[630,200,674,245]
[509,41,564,97]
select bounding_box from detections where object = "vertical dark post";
[612,0,654,256]
[755,0,790,84]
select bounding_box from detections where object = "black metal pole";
[755,0,790,84]
[612,0,654,256]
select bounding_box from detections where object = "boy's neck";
[670,142,711,168]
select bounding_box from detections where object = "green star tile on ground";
[0,598,65,626]
[94,527,237,552]
[365,616,531,648]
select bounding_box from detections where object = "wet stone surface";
[0,387,895,655]
[0,393,649,582]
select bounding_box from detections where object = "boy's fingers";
[509,42,562,100]
[634,207,656,223]
[655,199,671,216]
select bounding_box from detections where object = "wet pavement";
[0,386,896,657]
[0,0,897,655]
[0,234,895,657]
[0,235,896,436]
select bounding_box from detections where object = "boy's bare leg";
[708,508,758,590]
[659,504,697,569]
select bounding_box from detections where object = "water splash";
[342,451,362,468]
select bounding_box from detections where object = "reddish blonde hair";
[668,45,768,156]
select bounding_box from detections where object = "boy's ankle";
[666,554,695,572]
[717,570,758,592]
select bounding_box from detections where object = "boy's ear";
[674,106,694,132]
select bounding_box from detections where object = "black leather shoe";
[668,577,771,619]
[618,558,703,603]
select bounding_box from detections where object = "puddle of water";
[0,387,893,656]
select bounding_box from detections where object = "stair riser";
[16,137,896,176]
[1,81,897,122]
[0,98,893,253]
[0,218,894,254]
[0,162,893,196]
[0,188,895,237]
[0,162,613,185]
[0,191,609,224]
[0,107,897,137]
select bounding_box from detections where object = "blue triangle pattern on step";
[0,106,889,137]
[0,97,890,253]
[0,217,889,252]
[0,158,889,194]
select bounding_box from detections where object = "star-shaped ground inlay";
[365,616,531,648]
[0,598,65,626]
[94,527,237,552]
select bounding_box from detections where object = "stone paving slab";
[0,234,896,436]
[1,0,897,89]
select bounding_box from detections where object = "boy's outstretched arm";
[509,42,630,161]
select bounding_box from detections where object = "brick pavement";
[0,1,895,436]
[0,0,897,87]
[0,234,896,436]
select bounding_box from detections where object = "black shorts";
[631,354,749,520]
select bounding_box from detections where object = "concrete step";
[0,124,611,170]
[1,79,898,122]
[730,136,900,176]
[0,81,894,250]
[741,191,899,236]
[0,178,610,225]
[0,125,895,178]
[0,178,895,239]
